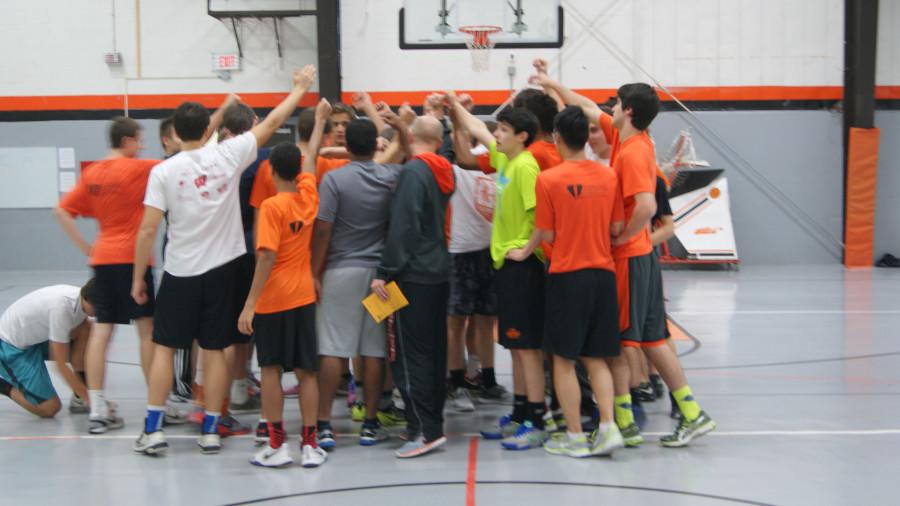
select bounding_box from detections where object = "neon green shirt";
[488,140,544,269]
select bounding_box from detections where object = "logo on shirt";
[289,221,305,234]
[566,184,584,198]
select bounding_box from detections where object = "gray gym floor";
[2,265,899,506]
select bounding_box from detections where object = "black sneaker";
[877,254,900,268]
[649,374,665,399]
[634,383,655,403]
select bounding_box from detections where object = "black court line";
[667,315,702,358]
[223,480,777,506]
[684,350,900,371]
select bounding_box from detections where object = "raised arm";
[304,98,332,175]
[532,59,565,112]
[352,92,387,135]
[203,93,240,143]
[445,91,494,147]
[252,65,316,147]
[529,73,602,124]
[376,103,415,164]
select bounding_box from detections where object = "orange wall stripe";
[0,86,899,111]
[844,127,880,268]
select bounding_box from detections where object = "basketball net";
[460,26,501,72]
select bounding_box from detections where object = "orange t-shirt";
[528,140,564,171]
[254,173,319,314]
[59,158,159,266]
[612,132,657,259]
[535,160,624,274]
[599,112,621,167]
[250,157,349,209]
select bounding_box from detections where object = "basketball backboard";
[208,0,316,18]
[400,0,563,49]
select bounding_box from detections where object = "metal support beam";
[842,0,879,252]
[316,0,341,101]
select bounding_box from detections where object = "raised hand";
[533,58,549,75]
[293,65,317,90]
[398,102,417,125]
[352,92,373,110]
[315,97,332,121]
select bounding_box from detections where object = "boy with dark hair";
[237,99,331,468]
[513,106,625,457]
[131,66,316,456]
[534,74,716,448]
[513,91,563,171]
[370,113,454,458]
[447,93,549,451]
[159,117,181,158]
[0,280,96,418]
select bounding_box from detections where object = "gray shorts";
[316,267,387,358]
[621,252,667,346]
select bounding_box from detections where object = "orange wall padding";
[844,127,880,268]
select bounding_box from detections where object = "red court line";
[466,436,479,506]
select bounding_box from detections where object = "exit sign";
[212,53,241,71]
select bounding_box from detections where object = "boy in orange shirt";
[237,99,331,468]
[520,106,625,457]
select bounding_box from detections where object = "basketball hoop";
[459,25,502,72]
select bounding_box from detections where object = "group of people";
[0,59,715,469]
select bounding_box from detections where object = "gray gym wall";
[0,111,897,270]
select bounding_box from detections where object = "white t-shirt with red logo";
[449,165,495,254]
[144,132,258,277]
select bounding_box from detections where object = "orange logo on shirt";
[505,328,522,339]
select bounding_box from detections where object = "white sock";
[231,379,249,404]
[466,354,481,378]
[88,390,107,418]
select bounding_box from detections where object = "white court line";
[4,429,900,441]
[670,310,900,316]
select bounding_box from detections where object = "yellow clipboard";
[362,281,409,323]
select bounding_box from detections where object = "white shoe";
[89,414,124,434]
[392,388,405,411]
[164,404,188,425]
[448,387,475,412]
[197,433,222,454]
[251,444,293,468]
[301,444,327,467]
[133,431,168,455]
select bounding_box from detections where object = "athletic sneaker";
[392,388,405,411]
[500,420,547,450]
[660,411,716,448]
[217,415,251,437]
[230,394,262,414]
[551,410,567,431]
[187,409,204,425]
[350,402,366,422]
[318,427,336,450]
[635,383,656,403]
[377,405,406,427]
[163,404,188,426]
[198,433,222,454]
[479,383,508,401]
[649,374,665,399]
[632,400,648,430]
[133,430,168,455]
[301,444,328,467]
[283,383,300,398]
[448,387,475,412]
[480,414,519,440]
[359,422,389,446]
[543,411,559,433]
[590,425,624,456]
[395,435,447,458]
[88,414,124,434]
[543,433,590,458]
[464,373,482,390]
[251,444,293,468]
[620,422,644,447]
[255,421,269,446]
[68,396,89,414]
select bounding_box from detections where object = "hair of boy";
[269,142,302,182]
[617,83,660,131]
[172,102,210,142]
[553,106,590,151]
[109,117,142,149]
[513,90,559,134]
[345,119,378,157]
[223,103,256,136]
[80,277,97,304]
[297,107,332,142]
[496,107,539,147]
[512,88,544,109]
[159,117,175,143]
[330,102,357,120]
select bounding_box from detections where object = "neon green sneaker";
[350,402,365,423]
[544,432,590,458]
[377,405,407,427]
[661,411,716,448]
[620,422,644,447]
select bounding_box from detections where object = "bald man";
[371,115,455,459]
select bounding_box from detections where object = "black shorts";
[544,269,621,360]
[254,304,318,372]
[496,255,545,350]
[622,252,667,348]
[153,256,243,351]
[231,253,255,344]
[92,264,155,324]
[448,249,497,316]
